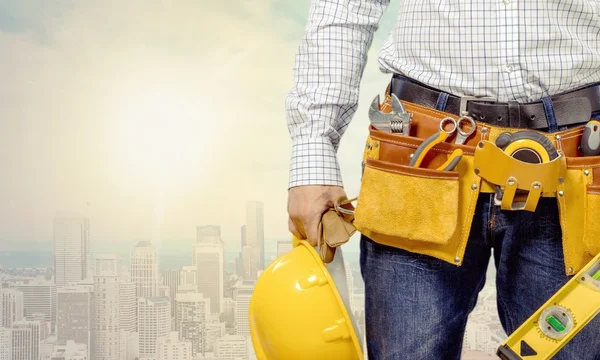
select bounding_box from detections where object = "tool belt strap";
[390,74,600,129]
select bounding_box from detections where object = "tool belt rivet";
[558,177,564,183]
[533,183,541,190]
[454,257,460,263]
[584,170,590,176]
[556,134,562,141]
[474,168,480,175]
[471,184,478,190]
[508,178,515,186]
[558,190,564,197]
[481,127,488,134]
[568,267,573,274]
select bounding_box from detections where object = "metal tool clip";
[368,93,412,135]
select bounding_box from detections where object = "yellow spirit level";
[497,252,600,359]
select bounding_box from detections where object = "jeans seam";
[496,284,515,333]
[457,272,487,356]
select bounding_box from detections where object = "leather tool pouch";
[353,105,482,266]
[353,97,600,274]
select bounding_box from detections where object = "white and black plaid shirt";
[286,0,600,188]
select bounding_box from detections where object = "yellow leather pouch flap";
[584,184,600,257]
[474,140,566,193]
[354,158,459,245]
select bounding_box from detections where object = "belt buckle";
[459,95,496,117]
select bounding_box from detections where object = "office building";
[234,281,255,337]
[130,241,159,298]
[197,226,221,244]
[245,201,264,270]
[161,268,180,317]
[11,320,41,360]
[0,327,11,360]
[193,241,224,314]
[214,335,249,360]
[12,279,56,330]
[156,332,192,360]
[56,285,93,352]
[276,241,293,258]
[241,246,259,281]
[54,216,91,285]
[120,281,137,333]
[92,254,122,360]
[138,297,171,359]
[223,297,235,328]
[0,289,24,328]
[175,293,210,356]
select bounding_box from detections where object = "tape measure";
[497,253,600,360]
[495,131,559,164]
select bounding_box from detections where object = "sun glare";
[114,84,205,191]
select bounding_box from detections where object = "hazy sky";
[0,0,401,253]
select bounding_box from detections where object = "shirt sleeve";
[285,0,390,189]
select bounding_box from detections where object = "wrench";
[368,93,412,134]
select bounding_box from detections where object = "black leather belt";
[390,74,600,129]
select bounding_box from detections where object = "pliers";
[408,130,463,171]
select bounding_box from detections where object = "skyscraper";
[234,280,255,337]
[156,332,192,360]
[193,241,224,315]
[196,226,221,244]
[138,297,171,359]
[130,241,159,299]
[92,254,122,360]
[0,289,24,328]
[245,201,264,270]
[161,268,180,318]
[241,246,259,280]
[11,279,56,331]
[11,320,41,360]
[241,225,246,247]
[0,327,11,360]
[120,281,137,333]
[175,292,210,356]
[53,216,91,285]
[56,284,93,353]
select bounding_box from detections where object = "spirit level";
[497,253,600,360]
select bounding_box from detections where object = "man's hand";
[287,185,347,246]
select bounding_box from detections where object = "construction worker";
[285,1,600,359]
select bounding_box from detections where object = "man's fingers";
[304,216,321,247]
[288,217,305,240]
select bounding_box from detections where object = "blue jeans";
[360,196,600,359]
[359,92,600,359]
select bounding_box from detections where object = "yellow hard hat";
[249,239,363,360]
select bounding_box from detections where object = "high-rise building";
[223,297,235,328]
[241,246,259,281]
[0,289,24,328]
[138,297,171,359]
[234,281,255,337]
[245,201,264,270]
[53,216,91,286]
[120,281,137,333]
[161,269,180,318]
[11,320,41,360]
[121,330,139,360]
[92,254,122,360]
[214,335,249,360]
[175,293,210,356]
[0,327,11,360]
[130,241,159,299]
[11,279,56,331]
[179,267,196,288]
[193,241,224,315]
[156,332,192,360]
[241,225,246,247]
[196,226,221,244]
[276,241,293,258]
[204,319,226,353]
[56,284,93,354]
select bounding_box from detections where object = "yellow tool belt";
[352,96,600,275]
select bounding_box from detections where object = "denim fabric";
[360,196,600,359]
[435,92,450,111]
[541,96,559,132]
